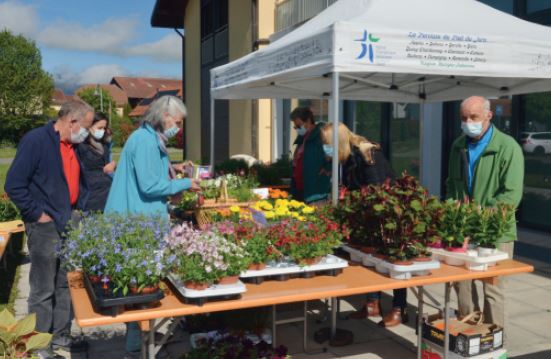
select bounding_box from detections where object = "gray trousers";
[26,221,72,339]
[453,241,515,328]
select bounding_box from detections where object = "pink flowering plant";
[60,213,174,295]
[165,222,248,285]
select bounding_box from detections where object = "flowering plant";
[61,213,172,295]
[210,221,278,266]
[184,334,289,359]
[250,199,315,222]
[166,223,248,284]
[266,214,347,264]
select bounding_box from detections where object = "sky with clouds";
[0,0,182,93]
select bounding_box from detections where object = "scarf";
[89,137,104,156]
[157,132,177,179]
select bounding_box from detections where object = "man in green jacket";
[290,107,331,203]
[446,96,524,329]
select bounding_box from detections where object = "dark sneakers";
[51,334,88,353]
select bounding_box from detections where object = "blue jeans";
[366,288,407,309]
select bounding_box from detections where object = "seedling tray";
[167,273,246,306]
[239,254,347,284]
[342,245,440,280]
[83,275,164,316]
[430,248,508,271]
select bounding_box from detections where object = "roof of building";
[128,88,182,118]
[151,0,187,29]
[51,89,67,105]
[111,76,183,100]
[75,84,129,107]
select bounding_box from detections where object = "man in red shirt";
[6,100,93,359]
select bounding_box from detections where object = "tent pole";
[331,72,340,205]
[210,96,215,171]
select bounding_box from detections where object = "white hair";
[141,95,187,132]
[461,96,491,113]
[58,100,94,121]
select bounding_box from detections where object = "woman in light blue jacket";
[104,95,199,357]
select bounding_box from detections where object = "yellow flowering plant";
[250,199,315,223]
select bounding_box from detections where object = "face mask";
[164,126,179,139]
[323,144,333,157]
[92,129,105,140]
[70,127,89,144]
[461,121,484,138]
[296,126,307,136]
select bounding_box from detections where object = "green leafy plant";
[183,334,289,359]
[178,192,199,211]
[0,194,20,222]
[471,202,515,249]
[0,309,52,358]
[437,199,476,249]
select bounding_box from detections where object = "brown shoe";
[349,299,381,319]
[378,307,409,328]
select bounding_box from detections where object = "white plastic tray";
[342,245,440,280]
[239,254,348,278]
[167,273,246,298]
[430,248,508,271]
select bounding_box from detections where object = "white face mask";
[296,126,307,136]
[70,127,89,144]
[92,129,105,140]
[164,125,179,139]
[461,122,484,138]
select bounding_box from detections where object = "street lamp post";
[94,84,104,112]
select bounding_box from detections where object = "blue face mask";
[323,144,333,157]
[296,126,307,136]
[164,126,179,139]
[461,121,484,138]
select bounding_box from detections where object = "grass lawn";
[0,147,17,159]
[0,163,9,194]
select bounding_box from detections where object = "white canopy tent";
[210,0,551,204]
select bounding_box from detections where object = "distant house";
[75,84,128,117]
[110,76,183,109]
[129,87,183,119]
[50,88,80,114]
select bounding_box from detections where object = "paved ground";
[12,227,551,358]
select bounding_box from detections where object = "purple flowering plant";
[61,213,174,295]
[165,222,248,285]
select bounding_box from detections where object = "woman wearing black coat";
[76,112,115,212]
[320,123,408,328]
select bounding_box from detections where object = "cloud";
[38,18,136,54]
[126,34,182,62]
[0,1,38,36]
[53,64,126,93]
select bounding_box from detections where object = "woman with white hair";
[105,95,199,215]
[104,95,199,357]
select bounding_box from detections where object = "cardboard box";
[422,314,503,357]
[421,340,507,359]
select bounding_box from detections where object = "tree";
[77,87,114,114]
[0,30,54,142]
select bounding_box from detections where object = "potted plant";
[471,202,514,256]
[61,213,172,296]
[184,333,290,359]
[166,223,247,289]
[0,193,20,222]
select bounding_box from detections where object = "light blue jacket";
[104,123,190,215]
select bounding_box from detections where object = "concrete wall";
[184,0,202,161]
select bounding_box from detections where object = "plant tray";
[167,273,246,306]
[430,248,508,271]
[83,275,164,316]
[341,245,440,280]
[239,254,348,284]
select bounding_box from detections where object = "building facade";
[152,0,551,231]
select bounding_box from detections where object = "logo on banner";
[355,30,380,63]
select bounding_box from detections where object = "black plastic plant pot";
[83,275,164,317]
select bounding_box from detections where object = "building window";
[527,0,551,13]
[519,92,551,228]
[354,102,382,143]
[478,0,514,13]
[390,103,420,177]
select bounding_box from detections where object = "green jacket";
[291,123,331,203]
[445,126,524,243]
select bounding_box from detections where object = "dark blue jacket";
[5,121,89,233]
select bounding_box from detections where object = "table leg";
[303,301,308,351]
[444,282,451,359]
[417,286,424,359]
[148,319,155,359]
[272,305,277,348]
[330,297,337,339]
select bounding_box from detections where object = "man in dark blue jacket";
[5,100,93,359]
